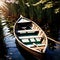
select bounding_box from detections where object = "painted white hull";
[13,15,48,60]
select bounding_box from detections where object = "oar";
[47,37,60,44]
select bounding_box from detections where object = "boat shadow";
[15,40,38,60]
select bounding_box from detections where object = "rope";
[47,37,60,44]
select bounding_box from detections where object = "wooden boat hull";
[13,15,48,60]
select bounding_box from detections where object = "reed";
[6,0,60,25]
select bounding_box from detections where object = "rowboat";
[13,15,48,60]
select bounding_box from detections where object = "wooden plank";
[35,38,41,42]
[21,39,30,43]
[17,29,39,34]
[26,44,45,48]
[19,36,41,39]
[30,38,36,42]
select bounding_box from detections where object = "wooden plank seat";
[19,37,42,44]
[17,29,39,34]
[35,38,41,42]
[30,38,36,42]
[19,33,38,36]
[20,38,36,44]
[26,44,45,48]
[21,39,30,43]
[29,38,42,43]
[19,36,42,39]
[37,44,45,47]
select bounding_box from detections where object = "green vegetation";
[6,0,60,24]
[6,18,14,34]
[5,0,60,39]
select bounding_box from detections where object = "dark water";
[0,16,60,60]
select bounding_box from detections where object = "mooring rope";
[47,37,60,44]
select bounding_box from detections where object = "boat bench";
[17,30,39,34]
[19,36,42,44]
[20,38,45,48]
[19,36,41,39]
[26,44,45,48]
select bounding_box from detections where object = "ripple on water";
[6,48,25,60]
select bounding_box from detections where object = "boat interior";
[15,18,47,52]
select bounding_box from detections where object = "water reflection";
[0,17,25,60]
